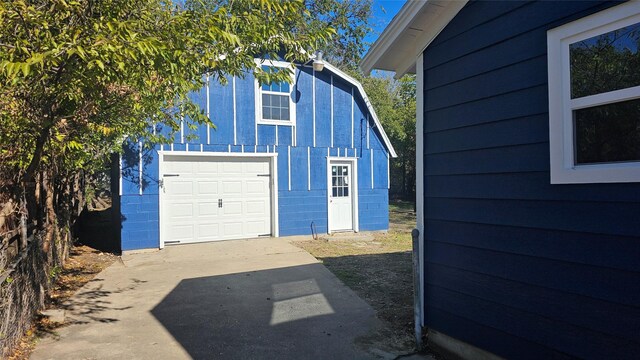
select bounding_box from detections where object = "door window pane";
[574,98,640,164]
[570,21,640,99]
[331,165,351,198]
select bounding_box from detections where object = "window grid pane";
[331,166,350,198]
[261,94,290,121]
[574,98,640,164]
[570,21,640,99]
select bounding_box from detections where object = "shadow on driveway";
[150,263,378,359]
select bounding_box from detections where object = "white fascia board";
[361,0,468,77]
[323,62,398,158]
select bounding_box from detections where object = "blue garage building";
[118,60,397,251]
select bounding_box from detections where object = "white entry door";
[161,155,272,245]
[328,162,354,231]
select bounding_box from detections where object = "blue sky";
[365,0,405,49]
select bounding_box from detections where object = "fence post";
[412,228,423,351]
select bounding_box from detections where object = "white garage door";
[161,155,272,244]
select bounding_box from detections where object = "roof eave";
[361,0,468,78]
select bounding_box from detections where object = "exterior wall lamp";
[313,51,325,72]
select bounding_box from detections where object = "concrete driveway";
[31,238,391,359]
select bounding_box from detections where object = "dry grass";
[7,245,117,360]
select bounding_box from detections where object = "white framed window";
[255,60,296,126]
[547,1,640,184]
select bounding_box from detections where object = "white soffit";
[361,0,468,78]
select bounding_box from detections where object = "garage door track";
[31,238,391,359]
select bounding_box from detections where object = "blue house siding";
[120,142,160,251]
[120,63,393,250]
[422,1,640,359]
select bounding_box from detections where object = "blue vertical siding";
[209,75,234,145]
[120,141,160,250]
[257,124,276,144]
[277,125,293,147]
[315,70,332,147]
[295,68,314,147]
[421,1,639,359]
[120,62,393,250]
[332,80,353,148]
[235,75,256,145]
[188,83,208,144]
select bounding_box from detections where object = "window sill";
[551,161,640,184]
[257,119,294,126]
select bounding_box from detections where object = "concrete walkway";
[31,238,398,359]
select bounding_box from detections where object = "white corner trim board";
[370,148,374,189]
[330,75,334,148]
[138,141,143,195]
[307,146,311,191]
[351,87,355,149]
[287,145,291,191]
[206,75,211,145]
[232,76,237,145]
[415,53,425,326]
[313,69,317,147]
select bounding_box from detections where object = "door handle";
[218,199,222,208]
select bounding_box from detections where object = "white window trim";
[548,1,640,184]
[254,59,297,127]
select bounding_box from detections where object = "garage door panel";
[167,225,194,241]
[197,161,219,174]
[246,220,268,234]
[198,202,218,216]
[246,161,269,173]
[246,200,268,215]
[161,155,272,245]
[222,181,242,195]
[222,162,243,174]
[167,203,194,218]
[198,224,220,238]
[223,222,243,237]
[246,180,268,194]
[198,181,218,195]
[222,201,243,216]
[165,161,193,174]
[169,181,194,195]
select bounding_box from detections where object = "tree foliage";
[0,0,332,270]
[353,71,416,199]
[305,0,372,69]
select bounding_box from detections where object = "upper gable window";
[255,61,296,126]
[548,2,640,183]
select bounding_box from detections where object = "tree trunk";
[23,127,51,184]
[42,172,56,260]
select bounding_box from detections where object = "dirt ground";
[8,245,118,360]
[293,200,426,354]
